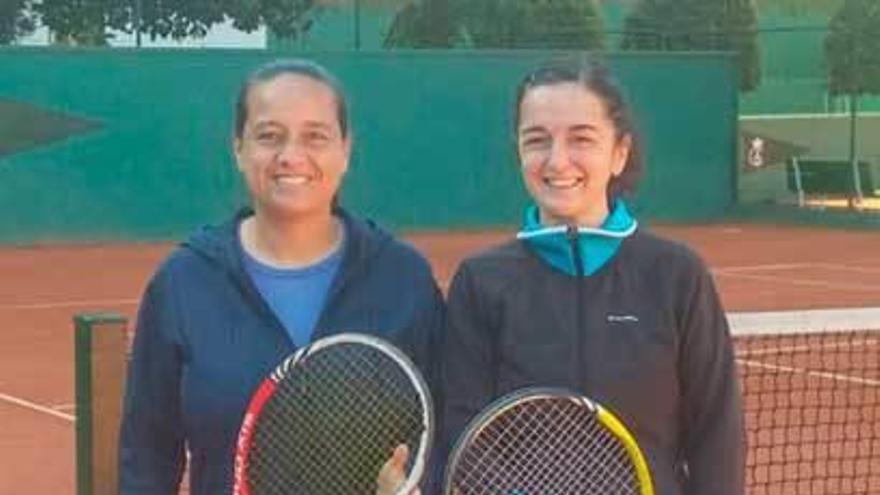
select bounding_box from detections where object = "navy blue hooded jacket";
[119,208,445,495]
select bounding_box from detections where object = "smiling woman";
[118,59,444,495]
[233,65,352,267]
[441,58,746,495]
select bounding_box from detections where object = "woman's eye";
[522,137,550,149]
[256,132,281,144]
[306,131,330,144]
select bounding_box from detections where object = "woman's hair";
[234,58,350,139]
[514,58,644,200]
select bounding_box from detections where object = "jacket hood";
[181,206,395,283]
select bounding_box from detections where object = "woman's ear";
[233,136,244,171]
[341,135,353,175]
[612,133,632,177]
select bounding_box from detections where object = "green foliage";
[758,0,843,16]
[621,0,760,92]
[136,0,226,40]
[385,0,604,50]
[824,0,880,96]
[36,0,130,45]
[384,0,455,48]
[0,0,37,44]
[225,0,318,40]
[31,0,325,46]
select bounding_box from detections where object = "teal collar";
[516,200,638,276]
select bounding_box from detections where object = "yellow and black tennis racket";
[444,387,654,495]
[233,333,433,495]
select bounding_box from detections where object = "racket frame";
[233,332,434,495]
[443,387,654,495]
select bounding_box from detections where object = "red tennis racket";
[233,333,434,495]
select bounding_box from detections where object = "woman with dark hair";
[119,59,443,495]
[441,59,745,495]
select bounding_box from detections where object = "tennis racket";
[443,387,654,495]
[233,333,434,495]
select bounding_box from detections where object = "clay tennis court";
[2,223,879,494]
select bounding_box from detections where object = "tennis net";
[74,308,880,495]
[731,308,880,495]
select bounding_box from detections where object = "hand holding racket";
[233,333,434,495]
[443,387,654,495]
[377,445,422,495]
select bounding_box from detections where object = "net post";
[74,312,129,495]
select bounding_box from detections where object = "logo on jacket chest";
[606,314,639,323]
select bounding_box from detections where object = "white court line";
[0,392,74,422]
[712,263,880,274]
[717,262,880,276]
[0,298,139,310]
[714,271,880,293]
[738,359,880,387]
[741,112,880,120]
[732,308,880,387]
[840,257,880,266]
[714,263,816,273]
[812,263,880,275]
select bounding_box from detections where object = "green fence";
[0,49,737,243]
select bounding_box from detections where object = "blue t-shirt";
[242,241,344,347]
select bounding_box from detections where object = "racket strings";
[452,398,640,495]
[246,343,426,495]
[582,420,638,494]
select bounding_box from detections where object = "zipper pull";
[566,225,585,277]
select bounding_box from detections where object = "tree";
[621,0,760,92]
[384,0,456,48]
[824,0,880,201]
[384,0,604,50]
[226,0,319,40]
[825,0,880,97]
[0,0,37,44]
[34,0,325,46]
[135,0,226,40]
[36,0,131,45]
[759,0,842,15]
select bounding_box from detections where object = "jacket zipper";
[566,226,587,394]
